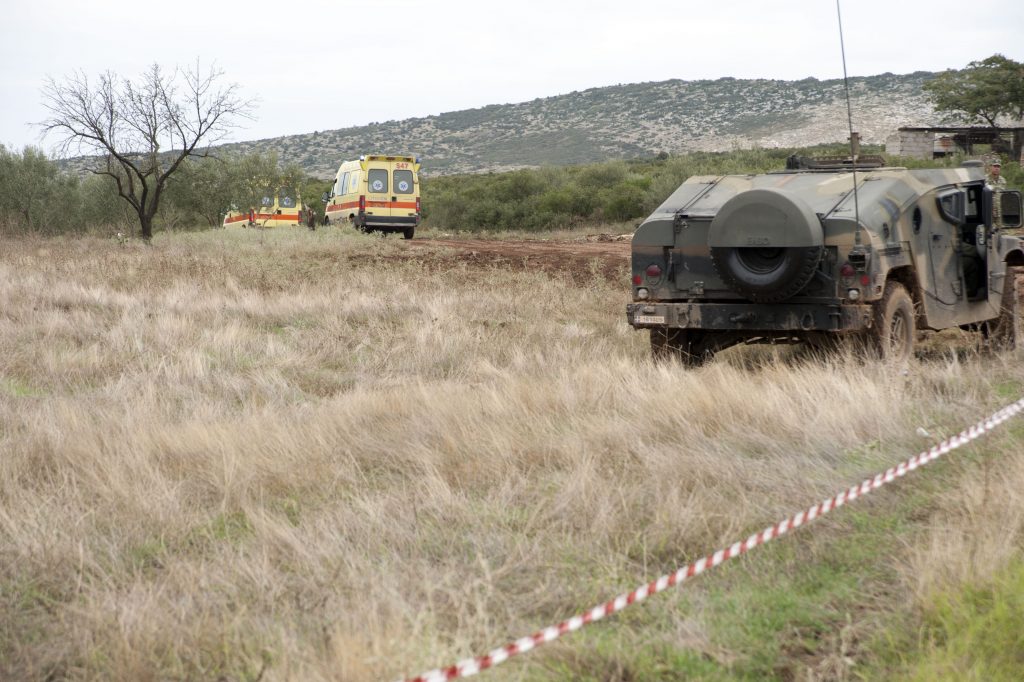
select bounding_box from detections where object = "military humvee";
[626,156,1024,364]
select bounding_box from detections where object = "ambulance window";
[394,170,414,194]
[339,172,349,195]
[368,169,388,194]
[349,171,360,192]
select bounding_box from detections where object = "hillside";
[54,71,940,179]
[220,71,937,177]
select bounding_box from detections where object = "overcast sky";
[2,0,1022,155]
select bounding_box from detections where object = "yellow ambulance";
[323,155,421,238]
[222,190,310,229]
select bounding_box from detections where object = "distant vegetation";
[0,145,129,235]
[4,143,1020,237]
[420,147,823,232]
[0,145,331,237]
[420,144,1023,233]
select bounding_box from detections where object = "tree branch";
[36,60,255,239]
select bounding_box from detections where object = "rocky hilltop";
[71,72,943,178]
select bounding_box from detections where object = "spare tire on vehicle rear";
[708,188,824,303]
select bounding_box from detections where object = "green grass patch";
[536,625,728,681]
[522,499,917,681]
[128,537,168,573]
[992,379,1024,403]
[270,496,303,527]
[866,559,1024,681]
[0,376,40,397]
[182,511,254,553]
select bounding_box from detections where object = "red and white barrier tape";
[400,397,1024,682]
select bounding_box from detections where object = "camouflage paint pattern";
[628,164,1024,347]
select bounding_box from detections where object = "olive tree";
[39,62,252,240]
[923,54,1024,127]
[167,156,238,228]
[229,152,281,227]
[0,145,63,233]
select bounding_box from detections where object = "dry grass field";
[2,229,1024,681]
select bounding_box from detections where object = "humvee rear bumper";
[627,301,872,332]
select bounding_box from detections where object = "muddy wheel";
[650,328,712,366]
[866,282,915,361]
[989,266,1023,351]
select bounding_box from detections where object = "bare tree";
[40,61,253,240]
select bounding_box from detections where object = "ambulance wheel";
[322,216,330,226]
[403,227,415,240]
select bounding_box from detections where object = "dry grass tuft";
[2,230,1023,680]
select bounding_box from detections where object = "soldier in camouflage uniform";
[988,160,1007,189]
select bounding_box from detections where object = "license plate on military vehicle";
[634,315,666,325]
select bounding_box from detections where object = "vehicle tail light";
[860,274,870,286]
[645,264,663,279]
[632,274,642,286]
[839,263,855,278]
[359,195,366,212]
[415,197,421,213]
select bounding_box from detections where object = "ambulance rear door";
[365,162,392,220]
[392,160,417,220]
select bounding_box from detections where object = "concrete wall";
[889,131,933,159]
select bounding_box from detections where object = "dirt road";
[406,235,631,282]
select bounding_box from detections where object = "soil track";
[406,235,631,283]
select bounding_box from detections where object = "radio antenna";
[836,0,862,245]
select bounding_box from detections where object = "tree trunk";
[139,213,154,241]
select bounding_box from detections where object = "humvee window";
[1001,192,1023,227]
[937,190,965,225]
[965,186,981,222]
